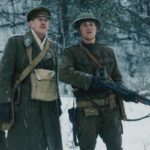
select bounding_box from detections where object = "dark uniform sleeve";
[59,47,92,91]
[0,37,17,103]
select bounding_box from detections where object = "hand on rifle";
[91,77,137,102]
[90,76,105,90]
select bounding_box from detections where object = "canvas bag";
[28,40,58,101]
[0,39,58,131]
[30,69,58,101]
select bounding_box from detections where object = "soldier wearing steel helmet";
[60,12,125,150]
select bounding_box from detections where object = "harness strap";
[14,40,50,89]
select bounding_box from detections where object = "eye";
[37,18,43,21]
[43,18,49,22]
[82,22,96,27]
[89,22,96,27]
[36,17,49,22]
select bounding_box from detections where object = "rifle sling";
[79,42,103,69]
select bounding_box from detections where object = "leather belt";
[76,94,116,109]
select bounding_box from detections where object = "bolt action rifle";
[68,43,150,146]
[95,79,150,106]
[80,42,150,106]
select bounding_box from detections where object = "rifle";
[95,79,150,106]
[80,42,150,106]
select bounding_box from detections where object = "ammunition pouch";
[84,107,99,116]
[77,94,116,109]
[30,69,58,101]
[77,94,116,116]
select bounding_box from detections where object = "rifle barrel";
[101,81,150,106]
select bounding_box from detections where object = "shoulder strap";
[13,40,50,90]
[79,43,103,69]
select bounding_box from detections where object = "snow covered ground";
[60,97,150,150]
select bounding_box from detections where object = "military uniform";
[0,31,63,150]
[60,42,123,150]
[0,131,7,150]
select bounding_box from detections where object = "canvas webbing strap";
[79,42,103,69]
[13,40,50,90]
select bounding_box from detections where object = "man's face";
[29,16,50,39]
[79,20,97,43]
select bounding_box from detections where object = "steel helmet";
[72,12,101,30]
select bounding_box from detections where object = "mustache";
[40,25,46,28]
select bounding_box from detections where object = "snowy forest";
[0,0,150,89]
[0,0,150,150]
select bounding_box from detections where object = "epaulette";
[48,38,57,47]
[100,43,107,46]
[48,38,56,44]
[98,42,108,46]
[65,43,78,49]
[11,34,23,38]
[98,42,112,49]
[8,34,23,41]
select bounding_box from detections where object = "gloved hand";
[0,103,11,122]
[90,76,104,90]
[0,131,7,150]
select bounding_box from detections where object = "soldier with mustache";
[0,7,63,150]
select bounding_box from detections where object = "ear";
[96,25,100,33]
[77,26,81,34]
[28,21,34,28]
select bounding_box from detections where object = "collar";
[31,29,47,50]
[24,31,32,48]
[81,41,97,52]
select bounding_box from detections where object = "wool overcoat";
[0,31,63,150]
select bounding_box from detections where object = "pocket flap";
[34,69,55,80]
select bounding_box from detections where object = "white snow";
[60,97,150,150]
